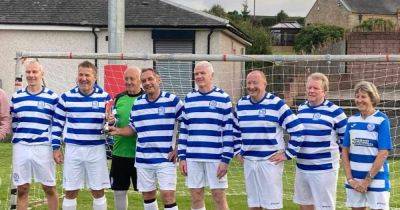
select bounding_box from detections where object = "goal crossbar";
[16,51,400,62]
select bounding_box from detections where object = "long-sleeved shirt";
[178,87,234,164]
[10,87,58,145]
[51,86,110,150]
[130,91,183,168]
[0,88,11,139]
[236,93,304,160]
[296,100,347,172]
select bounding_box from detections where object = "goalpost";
[7,51,400,209]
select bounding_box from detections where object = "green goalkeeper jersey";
[112,90,143,158]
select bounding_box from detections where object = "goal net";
[6,52,400,209]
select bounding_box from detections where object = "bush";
[294,24,345,54]
[354,18,395,32]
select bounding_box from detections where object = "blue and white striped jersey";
[130,91,183,168]
[51,86,110,149]
[343,110,392,192]
[11,87,58,145]
[178,87,234,164]
[296,100,347,172]
[236,93,304,160]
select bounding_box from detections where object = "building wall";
[347,32,400,88]
[305,0,351,29]
[0,27,246,101]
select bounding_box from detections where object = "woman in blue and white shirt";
[342,81,392,210]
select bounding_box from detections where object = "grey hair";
[354,81,380,107]
[195,61,214,73]
[307,72,329,92]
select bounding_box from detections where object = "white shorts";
[244,159,283,209]
[136,165,177,192]
[293,169,338,210]
[63,144,110,191]
[346,188,390,210]
[12,143,56,186]
[186,161,228,189]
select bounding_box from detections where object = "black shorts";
[110,155,138,191]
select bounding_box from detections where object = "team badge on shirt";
[92,101,99,109]
[258,108,266,117]
[367,123,375,132]
[313,113,321,120]
[158,106,165,115]
[37,101,45,109]
[13,173,19,182]
[209,100,217,109]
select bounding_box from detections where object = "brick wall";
[347,32,400,89]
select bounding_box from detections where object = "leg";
[211,189,228,210]
[351,208,367,210]
[42,185,58,210]
[91,189,107,210]
[142,190,159,210]
[114,190,128,210]
[299,205,314,210]
[160,190,177,209]
[63,190,79,210]
[16,184,30,210]
[190,188,205,209]
[110,156,134,210]
[249,208,262,210]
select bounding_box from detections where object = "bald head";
[246,70,267,102]
[124,66,141,95]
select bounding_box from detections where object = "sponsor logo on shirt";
[352,138,374,147]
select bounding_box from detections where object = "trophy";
[103,99,115,135]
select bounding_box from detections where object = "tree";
[241,0,250,20]
[208,4,226,18]
[276,10,288,23]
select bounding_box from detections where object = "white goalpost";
[7,51,400,209]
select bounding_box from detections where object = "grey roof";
[271,21,302,29]
[0,0,250,42]
[342,0,400,14]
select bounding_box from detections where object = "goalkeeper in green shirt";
[109,67,143,210]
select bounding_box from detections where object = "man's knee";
[42,185,57,196]
[191,188,204,200]
[160,190,176,204]
[142,190,157,201]
[65,190,79,199]
[211,189,226,203]
[91,189,105,199]
[17,184,30,197]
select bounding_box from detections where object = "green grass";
[1,142,400,209]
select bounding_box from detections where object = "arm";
[0,90,11,140]
[232,111,242,157]
[109,125,135,136]
[178,111,188,176]
[220,102,234,164]
[333,108,347,147]
[51,95,67,151]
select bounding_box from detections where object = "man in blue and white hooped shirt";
[178,61,234,210]
[11,60,59,210]
[294,72,347,210]
[52,61,110,210]
[235,70,304,210]
[110,68,183,210]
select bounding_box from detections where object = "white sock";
[93,196,107,210]
[114,190,128,210]
[144,200,159,210]
[62,198,77,210]
[191,207,206,210]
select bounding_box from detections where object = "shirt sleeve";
[377,117,392,150]
[51,94,67,150]
[0,90,11,139]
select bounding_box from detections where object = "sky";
[168,0,317,17]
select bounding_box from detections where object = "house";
[270,21,302,53]
[0,0,251,101]
[305,0,400,30]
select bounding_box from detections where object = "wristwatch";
[366,172,374,180]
